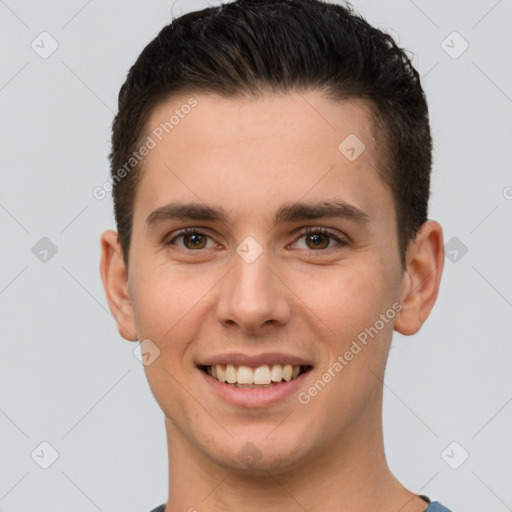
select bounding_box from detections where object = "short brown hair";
[109,0,432,268]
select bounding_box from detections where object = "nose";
[215,249,291,334]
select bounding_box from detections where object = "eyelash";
[166,227,348,252]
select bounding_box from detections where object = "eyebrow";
[145,200,370,228]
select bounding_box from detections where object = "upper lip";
[198,352,313,367]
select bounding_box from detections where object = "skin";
[100,90,444,512]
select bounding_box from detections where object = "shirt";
[149,495,453,511]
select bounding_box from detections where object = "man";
[100,0,450,510]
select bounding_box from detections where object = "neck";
[162,388,427,512]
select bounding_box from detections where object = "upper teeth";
[207,364,301,385]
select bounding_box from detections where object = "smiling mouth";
[201,364,312,388]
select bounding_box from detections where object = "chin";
[202,427,314,475]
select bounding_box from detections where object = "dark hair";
[109,0,432,268]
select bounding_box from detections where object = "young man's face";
[102,91,439,473]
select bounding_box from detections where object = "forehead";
[136,91,392,226]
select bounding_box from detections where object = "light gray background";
[1,0,511,510]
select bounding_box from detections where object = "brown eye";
[182,232,207,249]
[293,228,347,251]
[168,229,214,250]
[305,232,330,250]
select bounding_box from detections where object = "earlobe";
[394,220,445,336]
[99,230,138,341]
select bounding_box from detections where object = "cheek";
[131,264,209,340]
[132,268,210,420]
[295,261,392,343]
[299,266,394,424]
[130,264,224,408]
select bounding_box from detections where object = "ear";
[100,230,138,341]
[394,220,445,336]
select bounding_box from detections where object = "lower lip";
[199,368,311,408]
